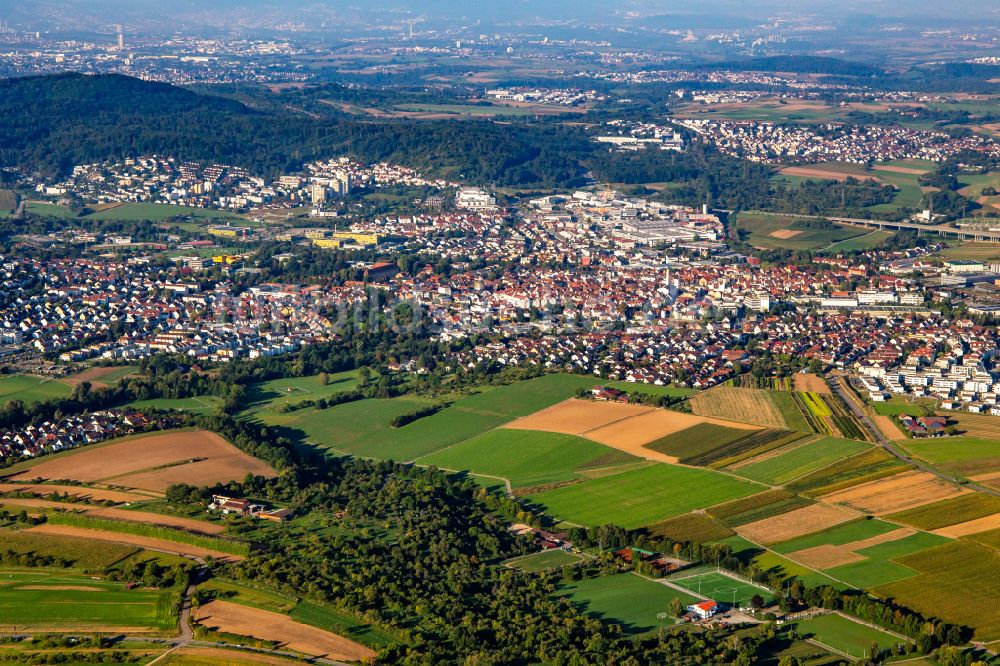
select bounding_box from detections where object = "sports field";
[526,463,763,529]
[556,573,699,634]
[416,429,640,489]
[0,568,177,632]
[793,613,909,658]
[128,395,224,415]
[504,550,584,572]
[669,570,772,608]
[0,374,72,404]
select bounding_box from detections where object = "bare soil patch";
[822,470,970,515]
[736,503,857,544]
[586,408,756,448]
[11,430,276,493]
[0,483,148,503]
[873,165,929,175]
[793,374,830,394]
[503,399,654,436]
[769,229,803,239]
[193,600,376,662]
[872,415,907,441]
[26,524,243,561]
[933,513,1000,538]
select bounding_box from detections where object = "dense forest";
[0,73,590,188]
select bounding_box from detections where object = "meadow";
[644,512,734,543]
[416,429,640,489]
[793,613,908,658]
[526,463,763,529]
[732,437,872,485]
[241,370,360,416]
[82,202,246,222]
[0,568,177,632]
[822,531,950,589]
[734,213,868,252]
[0,375,72,404]
[257,374,644,462]
[556,574,699,634]
[785,448,908,496]
[128,395,224,415]
[0,529,137,570]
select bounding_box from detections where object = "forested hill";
[0,73,590,188]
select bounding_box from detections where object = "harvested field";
[11,430,276,493]
[587,408,757,448]
[769,229,802,239]
[821,470,969,515]
[872,165,928,175]
[690,387,790,429]
[872,414,907,441]
[26,524,243,561]
[504,399,653,436]
[193,600,376,661]
[779,166,883,183]
[735,504,857,544]
[793,374,830,394]
[932,513,1000,538]
[0,483,150,503]
[948,412,1000,438]
[785,528,916,568]
[158,646,304,666]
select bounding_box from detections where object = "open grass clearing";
[416,429,639,489]
[735,213,868,252]
[0,374,72,405]
[526,463,763,530]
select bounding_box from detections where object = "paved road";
[829,376,1000,499]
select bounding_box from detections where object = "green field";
[83,202,246,222]
[504,549,584,572]
[887,493,1000,530]
[669,570,773,608]
[873,541,1000,641]
[900,437,1000,464]
[707,489,814,527]
[793,613,908,658]
[416,429,640,489]
[785,447,908,496]
[822,531,951,588]
[0,530,137,570]
[733,437,872,485]
[771,519,902,554]
[645,512,734,543]
[821,230,895,254]
[241,370,361,417]
[128,395,224,415]
[643,423,752,462]
[27,202,78,219]
[750,550,843,589]
[0,375,72,405]
[526,463,764,529]
[736,213,868,251]
[556,573,699,634]
[255,374,644,462]
[394,103,577,117]
[0,568,177,631]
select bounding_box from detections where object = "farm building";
[688,600,719,619]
